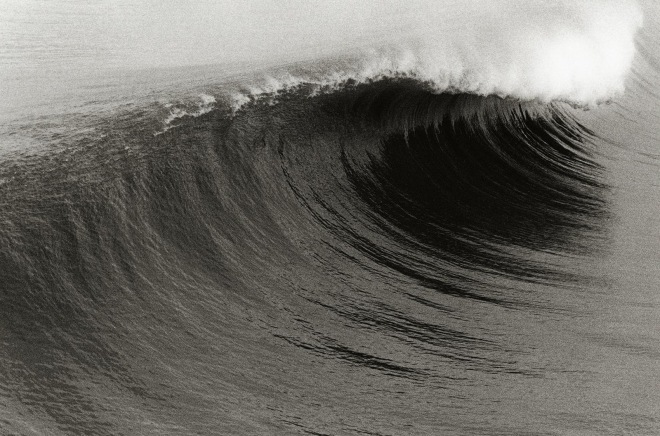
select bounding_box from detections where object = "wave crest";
[230,0,642,110]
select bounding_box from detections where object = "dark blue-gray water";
[1,1,659,435]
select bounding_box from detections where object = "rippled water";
[1,1,659,435]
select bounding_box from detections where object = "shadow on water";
[343,111,607,286]
[276,82,609,304]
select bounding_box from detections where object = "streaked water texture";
[1,1,659,435]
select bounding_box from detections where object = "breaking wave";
[223,0,642,109]
[1,0,656,434]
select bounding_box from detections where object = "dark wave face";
[1,75,636,435]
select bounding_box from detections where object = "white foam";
[164,94,217,125]
[228,0,643,109]
[154,94,218,135]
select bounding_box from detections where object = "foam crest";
[231,0,643,109]
[154,94,217,135]
[164,94,216,125]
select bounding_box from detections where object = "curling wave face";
[0,80,614,434]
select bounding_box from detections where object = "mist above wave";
[228,0,642,107]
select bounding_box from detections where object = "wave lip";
[230,0,643,109]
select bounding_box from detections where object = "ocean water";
[1,1,659,435]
